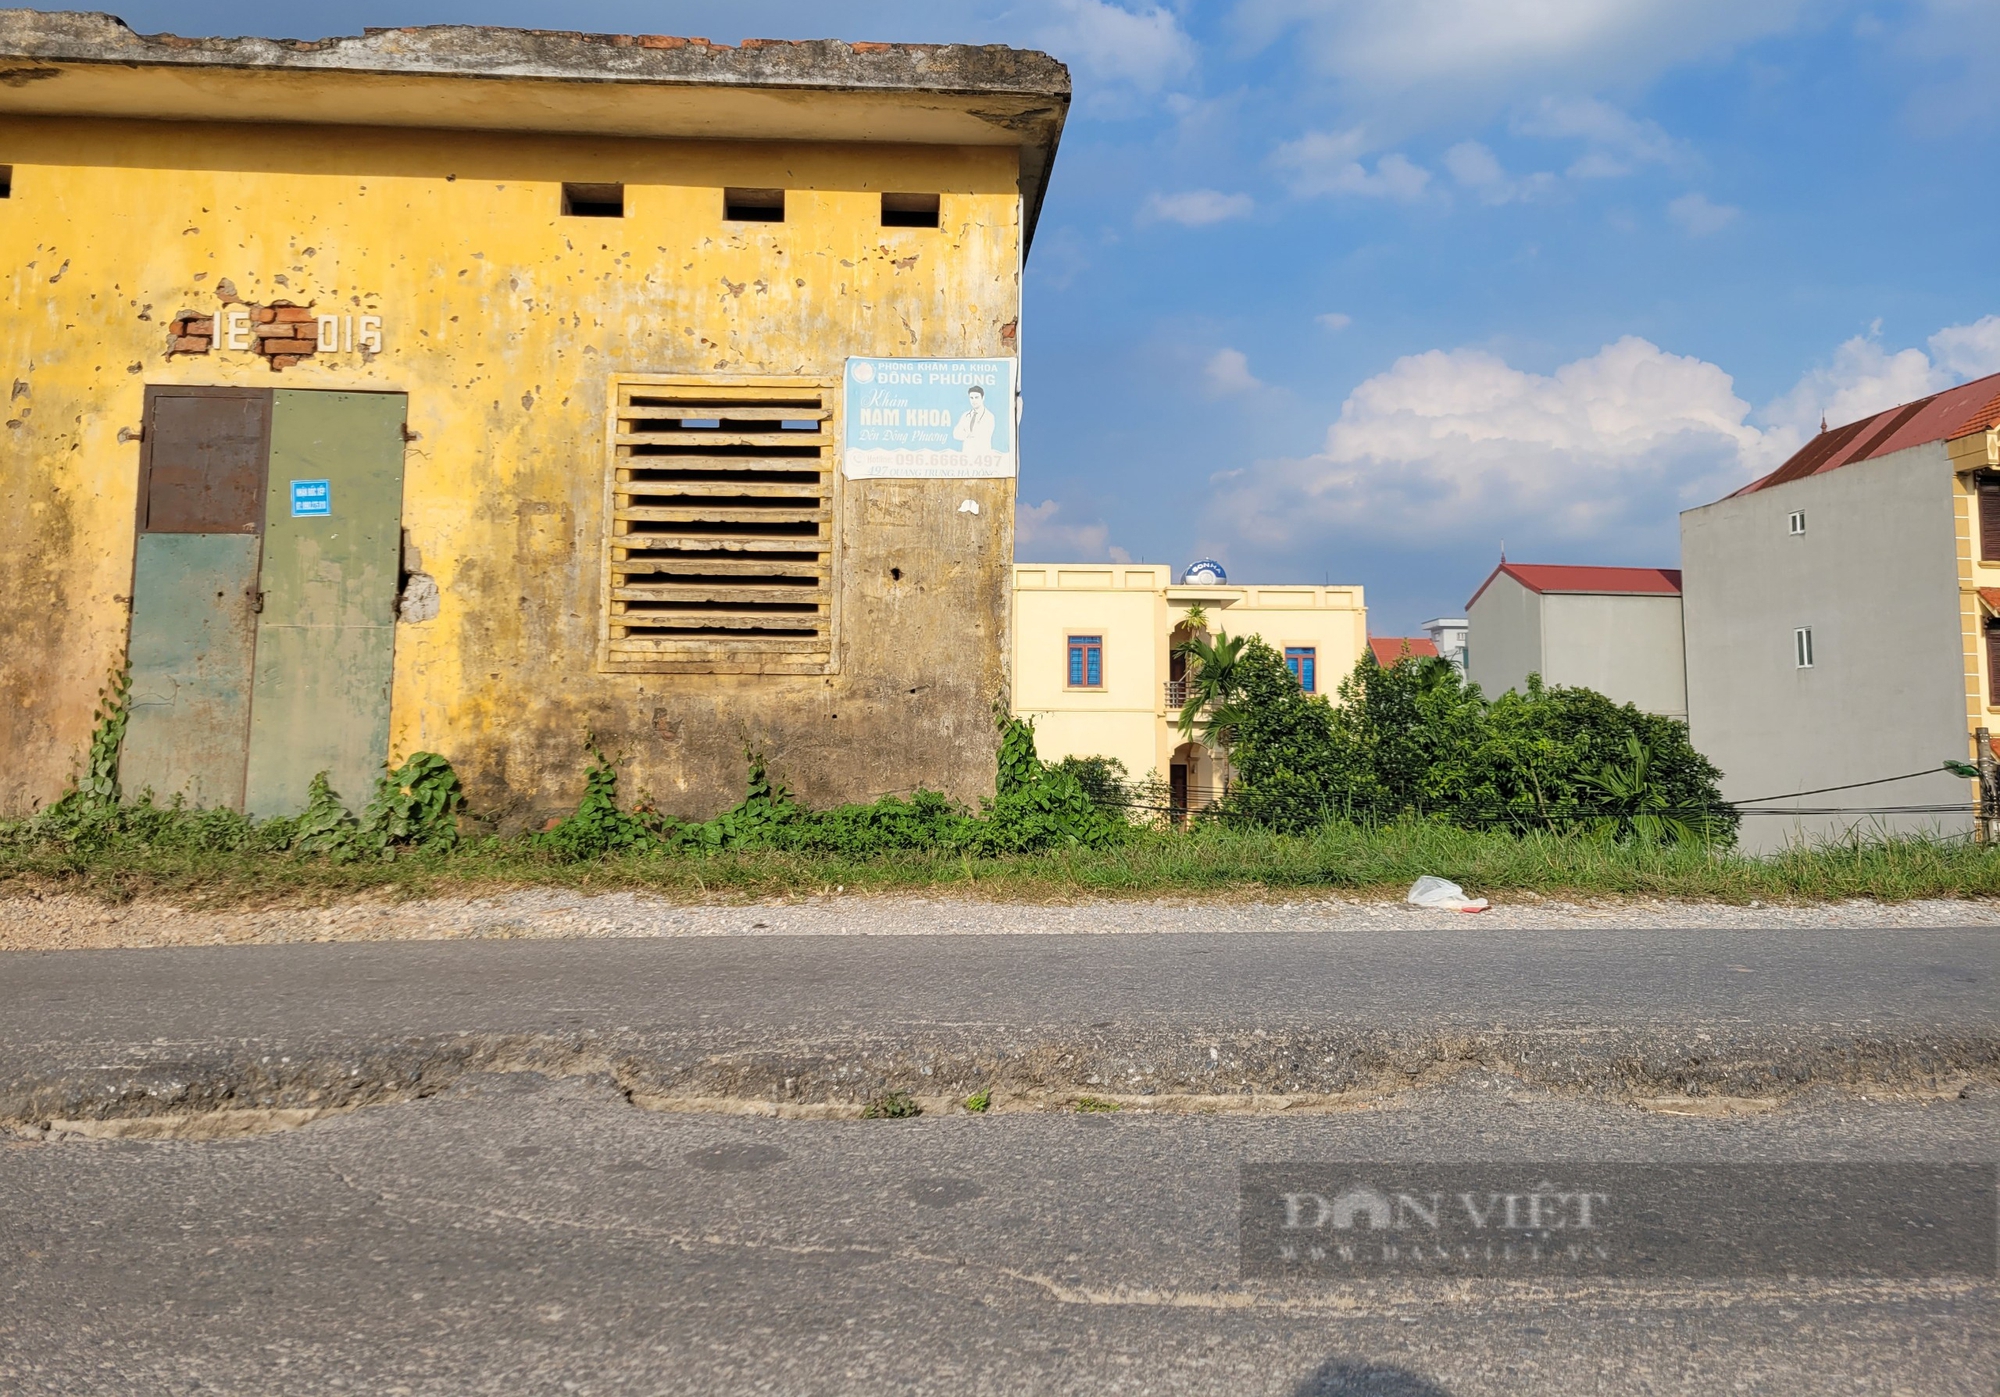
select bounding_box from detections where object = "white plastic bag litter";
[1406,876,1489,913]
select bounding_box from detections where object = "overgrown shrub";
[3,666,469,864]
[1050,755,1132,813]
[969,721,1130,853]
[1220,640,1736,843]
[527,720,1127,861]
[533,743,654,861]
[359,752,466,855]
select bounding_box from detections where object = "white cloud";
[1667,192,1740,235]
[1140,189,1256,226]
[1274,130,1433,199]
[1443,140,1505,187]
[1038,0,1195,94]
[1016,498,1130,562]
[1204,347,1265,397]
[1317,312,1353,332]
[1763,332,1944,437]
[1443,140,1557,204]
[1273,96,1672,214]
[1208,312,2000,567]
[1232,0,1814,124]
[1511,95,1681,177]
[1210,336,1788,549]
[1929,315,2000,380]
[1760,315,2000,436]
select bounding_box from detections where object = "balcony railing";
[1163,679,1189,709]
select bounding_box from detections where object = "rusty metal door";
[120,388,271,811]
[242,391,409,819]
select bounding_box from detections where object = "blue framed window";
[1285,646,1317,693]
[1067,634,1103,688]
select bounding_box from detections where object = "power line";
[1731,766,1962,805]
[1084,787,1976,825]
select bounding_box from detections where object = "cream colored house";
[1011,563,1367,810]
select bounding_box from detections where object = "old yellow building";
[1011,560,1367,810]
[0,13,1068,822]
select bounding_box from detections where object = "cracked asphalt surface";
[3,1073,1996,1395]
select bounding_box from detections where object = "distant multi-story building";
[1681,371,2000,852]
[1011,561,1366,811]
[1420,616,1468,673]
[1465,562,1688,719]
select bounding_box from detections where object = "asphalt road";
[5,926,1996,1122]
[6,924,1996,1047]
[4,1072,1995,1396]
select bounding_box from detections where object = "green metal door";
[121,388,271,811]
[243,391,408,819]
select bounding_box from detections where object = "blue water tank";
[1182,558,1227,584]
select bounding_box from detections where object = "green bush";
[527,720,1127,862]
[5,674,467,865]
[1049,755,1132,812]
[533,744,654,861]
[1220,640,1736,843]
[968,721,1130,854]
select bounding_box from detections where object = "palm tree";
[1577,733,1705,844]
[1174,630,1249,756]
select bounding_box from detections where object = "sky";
[95,0,2000,634]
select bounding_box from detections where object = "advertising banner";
[842,356,1017,479]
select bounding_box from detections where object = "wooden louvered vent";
[602,375,838,673]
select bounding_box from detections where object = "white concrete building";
[1465,563,1688,719]
[1681,372,2000,852]
[1421,616,1468,673]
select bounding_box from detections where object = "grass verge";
[4,820,1999,909]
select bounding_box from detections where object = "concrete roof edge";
[0,12,1073,97]
[0,11,1070,248]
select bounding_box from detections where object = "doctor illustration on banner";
[952,383,996,455]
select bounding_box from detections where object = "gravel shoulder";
[6,887,2000,951]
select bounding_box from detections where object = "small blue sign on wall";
[290,479,331,517]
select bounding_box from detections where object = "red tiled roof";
[1978,588,2000,615]
[1369,636,1440,666]
[1466,563,1682,610]
[1732,370,2000,497]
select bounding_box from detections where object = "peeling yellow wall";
[0,113,1022,820]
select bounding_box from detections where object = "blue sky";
[98,0,2000,633]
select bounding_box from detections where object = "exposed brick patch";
[251,301,320,371]
[166,310,212,357]
[163,298,319,370]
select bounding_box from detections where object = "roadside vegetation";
[3,653,1992,909]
